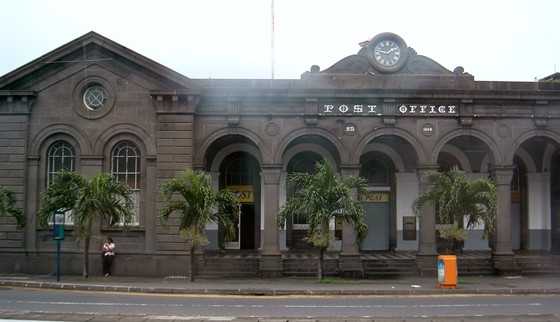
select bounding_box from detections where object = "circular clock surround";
[367,33,409,73]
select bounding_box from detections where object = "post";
[53,211,65,282]
[56,239,61,282]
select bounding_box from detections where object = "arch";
[94,123,156,156]
[273,127,347,165]
[30,124,92,156]
[543,143,557,172]
[431,128,502,165]
[196,127,270,166]
[514,146,537,173]
[361,142,405,172]
[282,143,337,171]
[353,127,427,165]
[210,143,262,172]
[507,129,560,165]
[439,144,472,172]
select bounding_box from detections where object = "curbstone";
[1,278,560,296]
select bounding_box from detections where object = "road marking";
[285,303,542,309]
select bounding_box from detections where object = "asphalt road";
[0,287,559,321]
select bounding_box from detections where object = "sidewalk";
[1,274,560,296]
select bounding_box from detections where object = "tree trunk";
[82,218,93,279]
[317,247,324,281]
[83,235,90,278]
[190,244,196,282]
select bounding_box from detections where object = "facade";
[0,31,559,277]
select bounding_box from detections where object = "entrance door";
[361,190,390,250]
[240,203,255,249]
[552,201,560,253]
[224,185,256,250]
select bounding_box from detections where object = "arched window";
[47,141,76,224]
[111,141,141,225]
[47,141,75,186]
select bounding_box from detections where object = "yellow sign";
[227,185,254,203]
[360,191,389,203]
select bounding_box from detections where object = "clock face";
[373,40,401,67]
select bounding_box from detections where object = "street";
[0,287,559,321]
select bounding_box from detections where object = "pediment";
[308,32,471,78]
[0,31,195,92]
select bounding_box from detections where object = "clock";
[367,33,409,73]
[373,40,401,67]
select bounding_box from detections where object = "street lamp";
[52,211,65,282]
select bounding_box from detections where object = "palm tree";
[39,171,134,278]
[160,169,238,282]
[0,186,24,228]
[413,167,496,251]
[278,160,367,280]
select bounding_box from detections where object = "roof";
[0,31,192,90]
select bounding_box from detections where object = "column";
[492,166,517,274]
[144,157,157,253]
[339,165,363,277]
[259,166,282,277]
[24,157,40,253]
[416,164,439,276]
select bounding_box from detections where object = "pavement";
[1,274,560,296]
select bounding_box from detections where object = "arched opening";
[204,134,263,251]
[435,135,493,251]
[359,152,395,251]
[358,135,419,251]
[219,152,261,250]
[513,136,560,253]
[285,151,323,250]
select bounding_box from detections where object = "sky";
[0,0,558,82]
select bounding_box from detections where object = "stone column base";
[492,253,519,275]
[416,253,437,276]
[339,254,363,278]
[259,254,283,278]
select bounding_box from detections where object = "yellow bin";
[436,255,457,289]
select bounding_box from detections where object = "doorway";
[220,152,260,250]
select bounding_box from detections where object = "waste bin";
[436,255,457,289]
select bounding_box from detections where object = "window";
[83,85,108,111]
[47,141,75,225]
[111,141,141,225]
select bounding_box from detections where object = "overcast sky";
[0,0,558,81]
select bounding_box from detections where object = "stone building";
[0,31,559,277]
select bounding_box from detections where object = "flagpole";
[271,0,275,79]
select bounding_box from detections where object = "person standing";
[102,237,115,277]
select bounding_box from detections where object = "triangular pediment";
[0,31,195,92]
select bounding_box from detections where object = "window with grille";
[47,141,76,225]
[111,141,141,225]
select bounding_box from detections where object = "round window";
[83,85,108,111]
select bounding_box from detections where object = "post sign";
[227,185,254,203]
[53,211,65,240]
[319,103,457,116]
[360,191,390,202]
